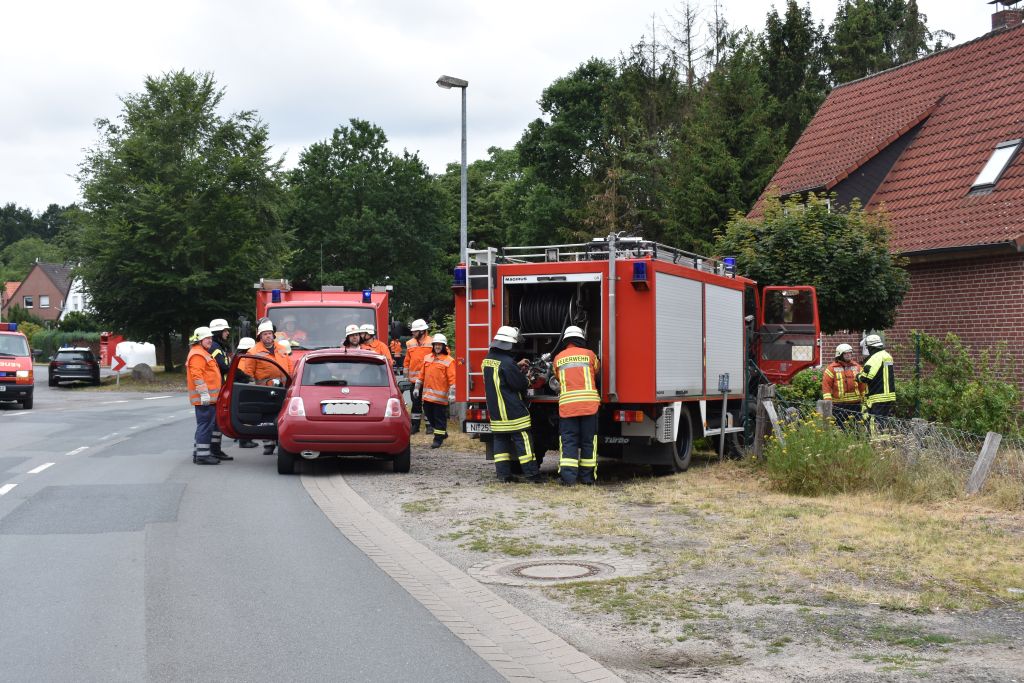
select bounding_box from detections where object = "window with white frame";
[23,296,33,308]
[972,139,1021,192]
[40,295,50,308]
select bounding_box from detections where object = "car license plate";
[321,400,369,415]
[464,421,491,434]
[66,364,82,369]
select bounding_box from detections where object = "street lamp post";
[436,74,469,265]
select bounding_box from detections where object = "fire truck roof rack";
[477,238,732,276]
[254,278,292,291]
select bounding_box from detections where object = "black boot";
[263,444,276,456]
[430,436,444,449]
[410,419,421,435]
[495,462,514,483]
[522,460,544,484]
[425,425,434,435]
[239,439,257,448]
[212,450,234,461]
[194,455,220,465]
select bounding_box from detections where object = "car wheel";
[48,376,56,387]
[652,406,693,476]
[22,395,33,410]
[277,447,296,475]
[392,446,411,473]
[91,377,101,386]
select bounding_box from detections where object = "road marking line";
[143,395,173,400]
[2,411,29,417]
[101,400,130,404]
[129,425,139,430]
[0,484,16,496]
[98,432,120,441]
[27,463,55,474]
[66,446,89,456]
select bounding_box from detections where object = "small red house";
[750,12,1024,385]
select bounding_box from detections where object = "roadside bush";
[31,330,101,359]
[775,368,822,407]
[4,304,44,326]
[764,417,881,495]
[898,332,1022,435]
[16,321,43,350]
[57,311,104,332]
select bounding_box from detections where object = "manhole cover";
[511,561,601,581]
[469,557,647,587]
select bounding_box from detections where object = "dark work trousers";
[423,401,449,438]
[492,430,540,481]
[867,402,896,433]
[832,403,863,432]
[193,405,216,460]
[410,391,424,433]
[558,413,598,484]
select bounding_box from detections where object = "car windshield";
[267,306,376,350]
[302,359,389,387]
[56,351,93,361]
[0,334,29,356]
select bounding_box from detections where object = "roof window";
[971,139,1021,192]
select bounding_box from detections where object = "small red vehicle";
[217,348,412,475]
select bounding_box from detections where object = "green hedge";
[31,330,101,359]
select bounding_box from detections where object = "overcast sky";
[1,1,998,213]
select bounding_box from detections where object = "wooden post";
[816,399,833,421]
[753,384,776,459]
[967,431,1002,495]
[763,400,785,446]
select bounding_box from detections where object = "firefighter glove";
[200,391,211,406]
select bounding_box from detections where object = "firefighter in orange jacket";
[554,326,601,485]
[822,343,865,428]
[186,326,223,466]
[415,334,456,449]
[239,320,293,455]
[404,319,433,434]
[360,323,393,366]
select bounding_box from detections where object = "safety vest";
[186,345,222,406]
[554,345,600,418]
[361,339,393,366]
[404,336,432,381]
[239,341,293,385]
[822,360,864,404]
[857,350,896,407]
[482,349,531,432]
[421,352,456,405]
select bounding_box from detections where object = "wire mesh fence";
[769,395,1023,492]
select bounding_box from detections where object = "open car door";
[757,286,821,384]
[216,354,292,440]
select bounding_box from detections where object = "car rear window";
[56,351,94,361]
[302,359,389,387]
[0,334,30,356]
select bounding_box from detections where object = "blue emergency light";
[362,289,372,304]
[631,260,649,291]
[271,288,282,303]
[4,322,17,332]
[453,266,467,288]
[723,257,736,275]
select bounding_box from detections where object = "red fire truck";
[253,279,391,359]
[454,236,820,473]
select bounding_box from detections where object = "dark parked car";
[49,348,101,386]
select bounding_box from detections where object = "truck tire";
[277,447,296,475]
[392,446,411,473]
[652,406,693,475]
[22,395,33,410]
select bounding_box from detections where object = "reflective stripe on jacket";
[187,345,222,406]
[482,349,531,432]
[209,339,231,380]
[822,360,864,404]
[421,352,456,405]
[554,345,600,418]
[857,350,896,407]
[238,342,293,385]
[404,337,432,381]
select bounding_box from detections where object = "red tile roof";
[750,24,1024,254]
[3,281,19,303]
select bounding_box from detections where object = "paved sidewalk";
[302,473,624,683]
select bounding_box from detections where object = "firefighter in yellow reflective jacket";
[482,326,543,483]
[415,334,456,449]
[821,343,865,429]
[857,334,896,430]
[554,326,600,486]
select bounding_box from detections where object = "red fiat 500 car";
[217,348,412,474]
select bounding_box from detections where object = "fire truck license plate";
[321,401,369,415]
[464,422,491,434]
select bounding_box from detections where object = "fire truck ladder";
[464,247,497,395]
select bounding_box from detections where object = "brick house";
[749,12,1024,384]
[1,281,19,318]
[1,262,73,323]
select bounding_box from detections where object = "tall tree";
[0,236,64,281]
[286,119,449,322]
[71,70,288,371]
[0,203,37,248]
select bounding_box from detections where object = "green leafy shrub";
[775,368,823,407]
[57,311,104,332]
[31,330,101,359]
[16,321,43,350]
[898,332,1021,435]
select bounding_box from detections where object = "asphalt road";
[0,380,502,682]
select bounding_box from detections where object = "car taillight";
[287,397,306,417]
[466,407,488,421]
[612,410,644,423]
[384,398,402,417]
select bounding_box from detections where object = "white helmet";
[193,326,213,342]
[411,318,429,332]
[491,325,518,351]
[209,318,229,332]
[862,334,884,349]
[360,323,375,335]
[237,337,256,351]
[563,325,586,342]
[257,320,275,335]
[432,333,448,345]
[345,324,361,336]
[835,343,854,358]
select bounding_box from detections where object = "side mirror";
[32,349,44,359]
[397,379,412,393]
